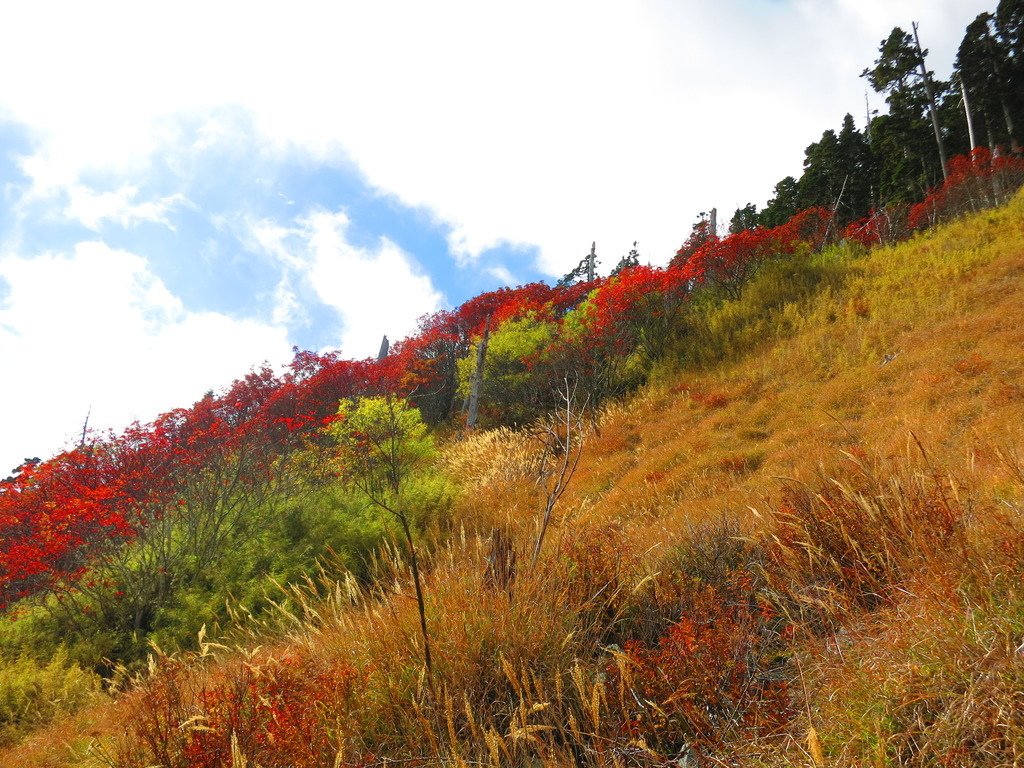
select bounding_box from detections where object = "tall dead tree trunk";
[865,91,874,144]
[466,315,491,429]
[79,405,91,447]
[960,78,978,151]
[913,21,949,181]
[986,110,998,152]
[586,242,596,283]
[1001,99,1020,152]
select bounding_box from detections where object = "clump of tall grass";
[762,447,972,626]
[763,444,1024,767]
[441,427,538,493]
[805,569,1024,767]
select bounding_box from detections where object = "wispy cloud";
[65,184,188,230]
[485,264,517,286]
[249,209,442,358]
[270,275,306,326]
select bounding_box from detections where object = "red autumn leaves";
[844,147,1024,245]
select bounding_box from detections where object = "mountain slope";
[8,192,1024,767]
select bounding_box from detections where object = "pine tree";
[957,12,1019,151]
[862,27,950,200]
[759,177,800,227]
[557,243,600,288]
[729,204,759,234]
[610,242,641,276]
[995,0,1024,149]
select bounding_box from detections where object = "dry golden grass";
[0,691,118,768]
[557,194,1024,543]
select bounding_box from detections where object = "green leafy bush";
[0,648,99,746]
[678,245,850,366]
[457,314,557,427]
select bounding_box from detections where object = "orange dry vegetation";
[8,194,1024,766]
[453,193,1024,549]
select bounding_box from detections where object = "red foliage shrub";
[586,265,684,358]
[187,655,361,768]
[126,651,363,768]
[612,572,792,755]
[453,283,560,338]
[843,205,910,248]
[908,148,1024,231]
[0,447,152,608]
[673,207,833,297]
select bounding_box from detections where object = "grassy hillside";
[7,193,1024,766]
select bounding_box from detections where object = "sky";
[0,0,995,473]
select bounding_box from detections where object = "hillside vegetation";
[5,3,1024,762]
[4,186,1024,766]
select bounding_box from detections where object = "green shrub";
[0,648,99,746]
[677,245,851,366]
[457,314,557,427]
[0,472,450,676]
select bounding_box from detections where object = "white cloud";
[271,277,305,326]
[65,184,188,230]
[0,241,292,474]
[485,265,517,287]
[250,209,442,359]
[305,211,442,357]
[249,218,305,271]
[0,1,993,275]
